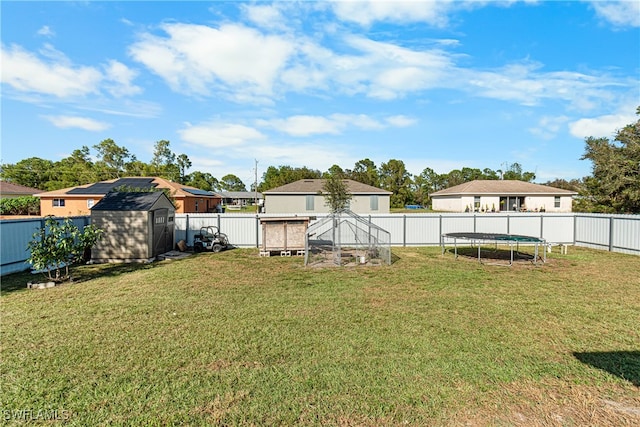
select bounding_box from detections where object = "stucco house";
[430,180,577,213]
[36,177,221,217]
[263,179,391,214]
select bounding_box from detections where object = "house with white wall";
[430,180,576,213]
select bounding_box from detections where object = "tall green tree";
[185,171,219,192]
[413,167,443,207]
[150,140,180,181]
[322,168,352,212]
[258,165,322,191]
[0,157,54,189]
[580,107,640,213]
[501,162,536,182]
[348,158,380,187]
[49,147,96,189]
[176,154,192,184]
[93,139,132,179]
[220,174,247,192]
[379,159,412,208]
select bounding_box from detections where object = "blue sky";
[2,1,639,188]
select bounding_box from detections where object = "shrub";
[27,216,103,282]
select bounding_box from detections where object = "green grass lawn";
[1,247,639,426]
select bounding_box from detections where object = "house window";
[370,195,379,211]
[305,195,315,211]
[87,199,95,209]
[554,196,561,208]
[474,196,481,211]
[53,198,65,207]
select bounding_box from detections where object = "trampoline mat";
[443,232,544,243]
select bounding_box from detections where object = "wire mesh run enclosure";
[305,210,391,267]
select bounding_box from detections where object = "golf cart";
[193,226,230,253]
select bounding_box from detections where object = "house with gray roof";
[430,180,577,213]
[0,181,42,199]
[263,179,391,214]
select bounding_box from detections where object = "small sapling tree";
[27,216,103,283]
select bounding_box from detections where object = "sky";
[1,1,639,189]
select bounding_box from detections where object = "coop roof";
[263,179,391,195]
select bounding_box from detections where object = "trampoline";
[441,232,546,266]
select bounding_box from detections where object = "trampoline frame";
[440,232,547,266]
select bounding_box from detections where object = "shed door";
[152,209,173,256]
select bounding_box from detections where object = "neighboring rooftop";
[0,181,43,196]
[219,191,264,199]
[263,179,391,194]
[430,180,577,196]
[36,177,218,198]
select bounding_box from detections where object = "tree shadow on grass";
[1,261,161,296]
[574,351,640,386]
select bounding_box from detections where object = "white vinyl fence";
[2,213,638,275]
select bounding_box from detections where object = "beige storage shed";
[90,192,175,263]
[259,216,313,256]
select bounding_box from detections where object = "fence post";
[573,214,577,246]
[255,215,260,248]
[403,215,407,247]
[185,214,190,245]
[540,214,544,239]
[609,216,614,252]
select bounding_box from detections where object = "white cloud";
[568,111,636,139]
[1,43,101,97]
[0,43,142,102]
[129,23,295,99]
[103,60,142,97]
[385,115,417,127]
[43,115,111,131]
[242,3,288,31]
[37,26,55,37]
[262,115,343,136]
[589,1,640,28]
[258,113,408,136]
[528,115,569,140]
[179,122,266,148]
[331,0,451,27]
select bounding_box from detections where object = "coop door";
[152,208,172,256]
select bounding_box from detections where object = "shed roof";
[263,179,391,195]
[430,180,577,196]
[91,191,173,211]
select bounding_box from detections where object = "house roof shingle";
[263,179,391,195]
[36,177,218,199]
[0,181,43,196]
[430,180,577,196]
